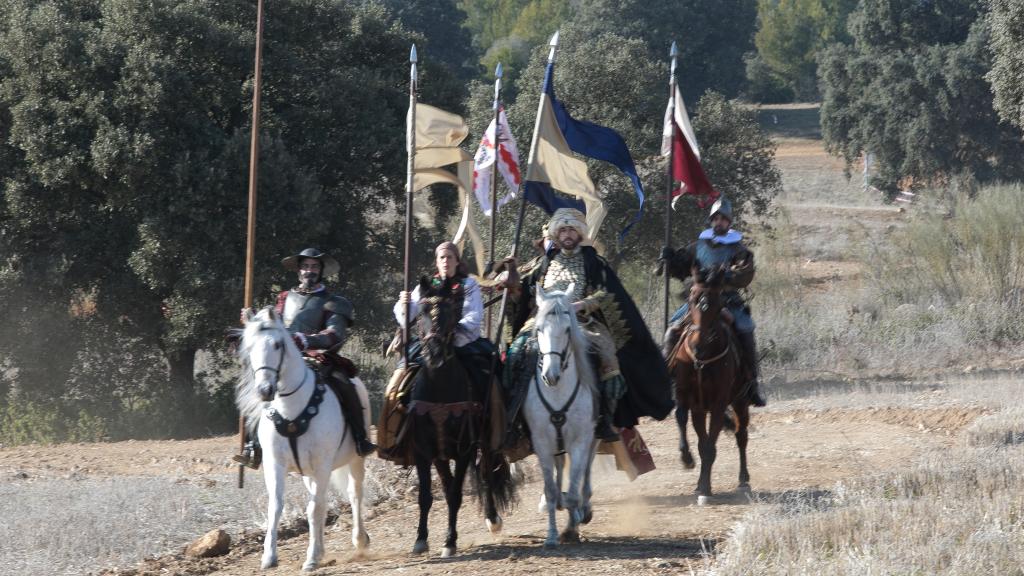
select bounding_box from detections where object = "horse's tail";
[473,449,520,515]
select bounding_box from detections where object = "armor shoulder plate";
[324,294,355,327]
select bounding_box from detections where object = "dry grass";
[0,458,413,575]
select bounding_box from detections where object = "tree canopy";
[818,0,1024,195]
[986,0,1024,130]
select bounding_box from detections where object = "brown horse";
[669,262,751,502]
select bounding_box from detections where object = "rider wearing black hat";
[234,248,376,468]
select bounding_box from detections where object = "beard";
[299,271,319,288]
[558,236,580,251]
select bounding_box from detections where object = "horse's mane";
[233,308,304,433]
[535,289,597,394]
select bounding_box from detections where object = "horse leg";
[261,462,286,569]
[347,461,370,550]
[301,468,330,571]
[440,456,470,558]
[480,454,503,535]
[691,407,715,501]
[580,439,597,525]
[559,443,590,544]
[412,458,432,555]
[732,402,751,491]
[675,392,695,469]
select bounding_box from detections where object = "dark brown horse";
[405,277,516,557]
[669,262,751,502]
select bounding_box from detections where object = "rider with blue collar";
[660,198,767,407]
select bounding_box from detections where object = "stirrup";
[232,449,261,470]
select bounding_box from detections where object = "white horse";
[236,307,369,571]
[523,283,599,547]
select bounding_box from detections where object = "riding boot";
[595,386,621,442]
[334,377,378,456]
[232,423,262,470]
[737,331,767,407]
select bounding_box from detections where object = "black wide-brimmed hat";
[281,248,340,278]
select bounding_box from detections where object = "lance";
[402,45,418,365]
[662,41,679,334]
[485,62,503,339]
[237,0,266,490]
[488,31,560,375]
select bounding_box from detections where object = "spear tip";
[495,62,503,78]
[409,44,418,63]
[549,30,559,47]
[670,41,678,57]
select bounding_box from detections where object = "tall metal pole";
[239,0,266,490]
[489,31,559,363]
[402,45,418,365]
[663,41,679,335]
[485,62,503,339]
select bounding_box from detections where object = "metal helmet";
[707,196,733,224]
[281,248,340,281]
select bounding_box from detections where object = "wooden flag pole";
[488,31,559,379]
[402,45,418,365]
[663,41,679,335]
[485,62,503,339]
[238,0,266,490]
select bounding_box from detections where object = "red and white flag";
[662,85,719,208]
[472,107,521,216]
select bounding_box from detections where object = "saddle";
[305,350,358,379]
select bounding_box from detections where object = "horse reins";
[534,328,581,456]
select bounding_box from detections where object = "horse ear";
[267,306,278,322]
[418,275,432,296]
[243,308,255,323]
[564,282,575,298]
[535,281,547,303]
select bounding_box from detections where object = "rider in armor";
[234,248,377,469]
[501,208,673,443]
[660,198,767,407]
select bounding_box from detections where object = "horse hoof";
[441,545,456,558]
[581,508,593,525]
[486,515,503,535]
[354,530,370,550]
[697,495,709,506]
[738,482,751,492]
[543,538,558,549]
[412,540,428,555]
[301,561,317,572]
[559,530,580,544]
[260,556,278,570]
[680,452,695,469]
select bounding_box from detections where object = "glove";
[658,246,675,262]
[292,332,308,351]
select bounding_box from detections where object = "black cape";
[511,246,674,427]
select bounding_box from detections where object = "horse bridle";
[536,326,571,387]
[251,329,307,398]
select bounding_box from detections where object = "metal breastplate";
[283,291,329,334]
[542,250,587,301]
[695,240,741,268]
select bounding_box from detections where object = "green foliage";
[0,0,432,440]
[752,0,857,100]
[572,0,757,102]
[818,0,1024,195]
[986,0,1024,130]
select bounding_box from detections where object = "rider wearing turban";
[502,208,674,443]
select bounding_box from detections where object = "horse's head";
[415,276,462,371]
[239,307,300,401]
[535,282,577,387]
[689,259,727,329]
